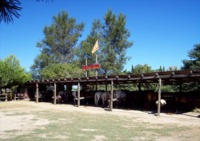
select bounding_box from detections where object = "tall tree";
[31,11,84,79]
[100,10,133,75]
[182,44,200,69]
[77,10,133,76]
[37,11,84,63]
[75,19,102,76]
[181,43,200,92]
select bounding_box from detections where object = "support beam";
[36,83,39,103]
[54,83,57,104]
[96,83,98,91]
[157,78,162,116]
[138,83,141,92]
[77,82,80,107]
[110,80,114,111]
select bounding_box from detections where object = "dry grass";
[0,101,200,141]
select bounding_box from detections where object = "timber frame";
[25,69,200,115]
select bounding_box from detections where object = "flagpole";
[96,54,98,77]
[85,56,88,77]
[91,40,99,77]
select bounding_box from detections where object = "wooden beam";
[75,96,93,100]
[77,82,80,107]
[54,83,56,104]
[157,78,162,116]
[36,83,39,103]
[110,80,114,111]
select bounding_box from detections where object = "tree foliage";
[31,11,84,79]
[0,0,51,24]
[0,55,32,89]
[75,20,102,76]
[0,0,22,23]
[182,44,200,69]
[37,11,84,63]
[77,10,133,76]
[132,64,152,73]
[100,10,133,75]
[181,43,200,92]
[40,63,84,79]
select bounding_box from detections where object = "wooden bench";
[0,94,7,101]
[14,93,25,100]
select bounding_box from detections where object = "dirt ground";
[0,100,200,141]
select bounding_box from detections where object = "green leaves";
[77,10,133,76]
[40,63,84,79]
[32,10,133,79]
[38,11,84,63]
[31,11,85,79]
[0,55,32,88]
[182,44,200,69]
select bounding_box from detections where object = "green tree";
[182,44,200,69]
[77,10,133,76]
[0,55,31,89]
[31,11,84,79]
[131,64,154,90]
[101,10,132,75]
[132,64,152,73]
[75,20,102,76]
[181,43,200,92]
[159,66,163,72]
[37,11,84,63]
[40,63,84,79]
[31,52,54,79]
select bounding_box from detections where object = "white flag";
[91,40,99,54]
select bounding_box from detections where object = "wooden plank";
[36,83,39,103]
[75,96,93,100]
[112,98,117,102]
[110,80,113,111]
[157,78,162,116]
[0,95,7,101]
[77,82,80,107]
[54,83,56,104]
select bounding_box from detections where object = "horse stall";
[24,70,200,115]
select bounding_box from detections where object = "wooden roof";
[26,69,200,85]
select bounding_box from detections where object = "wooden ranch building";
[24,69,200,115]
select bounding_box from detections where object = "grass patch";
[0,103,196,141]
[11,110,184,141]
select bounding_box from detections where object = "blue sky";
[0,0,200,72]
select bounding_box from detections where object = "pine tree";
[31,11,84,79]
[182,44,200,69]
[77,10,133,76]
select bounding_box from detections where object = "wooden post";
[157,78,162,116]
[138,83,141,92]
[54,83,56,104]
[36,83,39,103]
[95,54,98,77]
[77,83,80,107]
[179,83,182,93]
[110,80,114,111]
[96,83,98,91]
[85,57,88,77]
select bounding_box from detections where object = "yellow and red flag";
[91,40,99,54]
